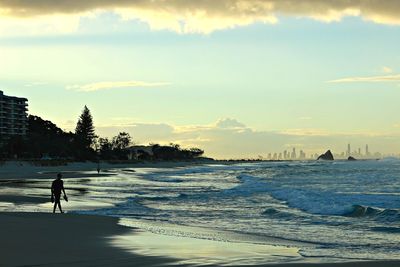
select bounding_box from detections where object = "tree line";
[0,106,204,161]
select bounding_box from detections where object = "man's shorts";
[54,194,61,202]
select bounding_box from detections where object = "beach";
[1,212,399,267]
[1,161,400,267]
[0,212,178,267]
[0,160,209,180]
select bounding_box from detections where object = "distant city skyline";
[263,143,391,161]
[1,2,400,159]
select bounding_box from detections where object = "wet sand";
[0,212,180,267]
[0,160,210,180]
[1,212,399,267]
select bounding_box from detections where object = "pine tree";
[75,105,96,149]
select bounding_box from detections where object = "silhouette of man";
[51,173,68,213]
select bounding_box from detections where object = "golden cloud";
[382,66,393,73]
[92,118,400,159]
[328,74,400,83]
[1,1,400,34]
[66,80,170,92]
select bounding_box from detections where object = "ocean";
[74,160,400,263]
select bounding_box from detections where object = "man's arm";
[50,183,54,202]
[61,181,68,202]
[62,181,67,197]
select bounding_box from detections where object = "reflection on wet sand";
[112,229,301,266]
[0,173,123,212]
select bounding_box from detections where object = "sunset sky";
[1,1,400,158]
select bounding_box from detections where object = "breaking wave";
[344,205,400,222]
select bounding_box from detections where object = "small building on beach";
[126,145,154,160]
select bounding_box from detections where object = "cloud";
[382,66,393,73]
[215,118,246,129]
[1,1,400,34]
[88,118,400,159]
[66,80,169,92]
[328,74,400,83]
[97,122,175,143]
[0,14,82,36]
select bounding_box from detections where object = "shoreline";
[1,162,399,267]
[0,158,381,180]
[1,212,399,267]
[0,212,180,267]
[0,159,284,180]
[0,160,212,180]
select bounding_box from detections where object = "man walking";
[51,173,68,213]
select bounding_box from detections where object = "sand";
[0,212,180,267]
[0,160,210,180]
[1,212,399,267]
[2,212,288,266]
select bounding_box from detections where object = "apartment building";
[0,90,28,145]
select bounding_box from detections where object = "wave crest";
[344,205,400,222]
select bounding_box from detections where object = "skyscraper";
[347,144,351,157]
[291,148,296,159]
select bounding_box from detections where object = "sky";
[1,1,400,159]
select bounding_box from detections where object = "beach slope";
[0,212,177,267]
[1,213,399,267]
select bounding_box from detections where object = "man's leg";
[58,202,64,213]
[54,195,61,213]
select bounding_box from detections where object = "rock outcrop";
[317,150,334,160]
[348,156,357,161]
